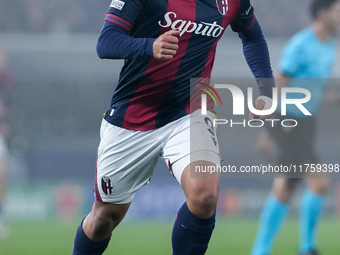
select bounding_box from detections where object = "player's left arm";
[231,1,275,119]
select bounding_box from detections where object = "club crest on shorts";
[101,176,113,195]
[216,0,228,15]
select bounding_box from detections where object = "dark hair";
[310,0,339,19]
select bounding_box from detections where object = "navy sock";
[172,202,215,255]
[72,220,111,255]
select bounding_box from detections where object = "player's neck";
[312,22,332,42]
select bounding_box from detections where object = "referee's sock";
[251,196,288,255]
[172,202,215,255]
[72,219,110,255]
[299,190,324,253]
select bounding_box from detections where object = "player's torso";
[133,0,241,39]
[108,0,244,130]
[120,0,243,82]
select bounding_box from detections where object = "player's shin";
[72,219,111,255]
[172,202,215,255]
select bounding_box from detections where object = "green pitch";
[0,217,339,255]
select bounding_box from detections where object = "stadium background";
[0,0,339,254]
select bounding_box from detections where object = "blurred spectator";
[0,0,314,36]
[0,47,14,239]
[23,0,49,32]
[0,48,14,100]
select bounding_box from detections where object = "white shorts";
[94,110,220,204]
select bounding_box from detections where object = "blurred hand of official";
[153,30,180,60]
[256,130,275,160]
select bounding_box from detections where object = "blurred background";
[0,0,339,254]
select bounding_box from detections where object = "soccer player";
[72,0,275,254]
[250,1,340,255]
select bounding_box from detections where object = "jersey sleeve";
[97,0,155,60]
[231,0,275,98]
[230,0,256,33]
[105,0,146,33]
[278,37,305,77]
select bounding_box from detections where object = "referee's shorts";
[269,115,318,169]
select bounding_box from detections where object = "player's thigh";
[162,110,220,184]
[277,117,317,166]
[95,119,161,204]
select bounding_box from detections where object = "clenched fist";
[153,30,180,60]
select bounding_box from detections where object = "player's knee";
[199,188,219,208]
[310,178,329,195]
[320,178,330,193]
[92,213,115,232]
[189,185,219,212]
[82,212,115,241]
[273,178,300,203]
[90,200,130,234]
[181,165,220,217]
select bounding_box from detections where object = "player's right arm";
[256,129,276,160]
[96,1,178,60]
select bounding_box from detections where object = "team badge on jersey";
[110,0,125,10]
[216,0,228,15]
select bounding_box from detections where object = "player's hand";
[256,130,275,160]
[249,98,267,120]
[153,30,180,60]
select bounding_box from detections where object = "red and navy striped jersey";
[102,0,256,131]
